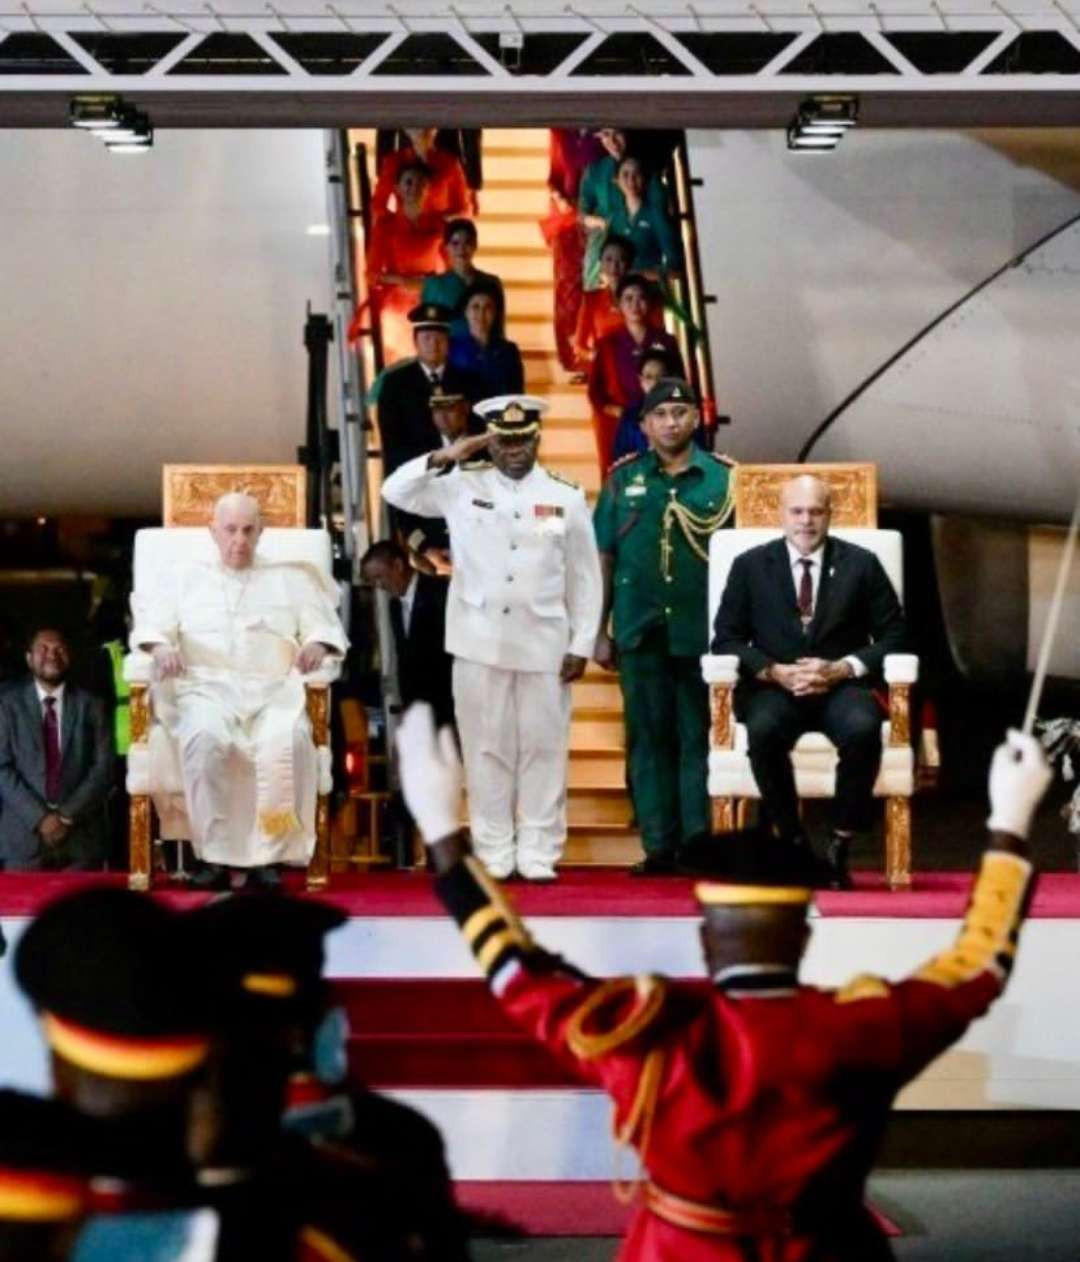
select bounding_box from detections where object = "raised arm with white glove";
[987,728,1053,846]
[395,702,463,852]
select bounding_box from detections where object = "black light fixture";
[70,95,153,154]
[787,95,858,152]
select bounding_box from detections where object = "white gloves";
[395,703,463,844]
[987,729,1053,839]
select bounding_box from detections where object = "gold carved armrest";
[883,655,919,749]
[701,655,739,750]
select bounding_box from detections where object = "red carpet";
[454,1182,903,1238]
[0,869,1077,918]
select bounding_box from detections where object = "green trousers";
[618,627,710,856]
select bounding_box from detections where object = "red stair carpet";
[0,869,1078,919]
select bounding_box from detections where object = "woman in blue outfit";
[448,281,524,397]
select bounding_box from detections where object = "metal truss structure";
[3,2,1080,125]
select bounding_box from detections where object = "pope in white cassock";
[130,492,348,890]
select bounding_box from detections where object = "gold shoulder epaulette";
[711,451,737,467]
[834,973,890,1005]
[607,452,642,477]
[546,468,581,491]
[564,975,666,1059]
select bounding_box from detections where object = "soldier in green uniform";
[593,378,734,874]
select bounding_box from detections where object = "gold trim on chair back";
[733,463,878,529]
[162,465,306,528]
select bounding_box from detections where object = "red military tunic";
[436,850,1032,1262]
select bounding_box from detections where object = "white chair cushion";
[707,527,904,630]
[708,722,914,799]
[133,528,334,595]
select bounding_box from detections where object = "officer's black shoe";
[245,864,282,892]
[190,863,231,892]
[825,834,854,891]
[629,854,680,877]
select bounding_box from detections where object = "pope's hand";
[987,729,1053,840]
[395,703,463,844]
[296,642,329,674]
[151,645,184,680]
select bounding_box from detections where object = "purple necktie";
[798,558,814,626]
[43,696,61,803]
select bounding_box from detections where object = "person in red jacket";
[395,704,1051,1262]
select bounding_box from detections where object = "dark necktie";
[798,558,814,626]
[43,696,61,802]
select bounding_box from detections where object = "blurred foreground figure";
[0,1090,102,1262]
[188,893,469,1261]
[398,704,1050,1262]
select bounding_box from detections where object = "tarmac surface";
[474,1170,1080,1260]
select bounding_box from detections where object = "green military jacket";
[593,446,734,656]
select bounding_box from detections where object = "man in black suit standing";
[711,475,906,887]
[361,541,454,729]
[376,303,479,479]
[0,628,113,870]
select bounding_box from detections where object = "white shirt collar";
[786,540,825,570]
[401,573,418,607]
[35,681,65,705]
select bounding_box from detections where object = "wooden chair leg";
[128,794,152,892]
[711,797,735,832]
[306,794,331,890]
[885,796,912,891]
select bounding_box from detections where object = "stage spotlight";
[70,96,154,153]
[104,112,153,154]
[787,96,858,153]
[69,96,124,131]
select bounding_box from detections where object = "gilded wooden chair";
[701,463,918,889]
[125,465,335,891]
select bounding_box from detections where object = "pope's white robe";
[130,558,347,867]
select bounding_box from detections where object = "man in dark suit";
[397,386,473,569]
[711,475,906,887]
[360,541,454,729]
[375,303,480,480]
[0,628,113,870]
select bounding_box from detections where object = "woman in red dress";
[587,273,684,473]
[573,233,666,370]
[372,128,472,222]
[366,162,445,363]
[546,129,605,374]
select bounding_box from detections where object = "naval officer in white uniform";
[381,395,603,880]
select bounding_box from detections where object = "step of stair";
[570,678,622,709]
[567,790,633,827]
[569,715,625,753]
[568,754,625,790]
[482,130,549,152]
[476,186,550,216]
[563,833,643,866]
[498,286,557,318]
[506,319,557,352]
[547,453,601,494]
[474,219,547,250]
[476,153,550,183]
[543,389,593,420]
[542,426,601,459]
[476,250,551,283]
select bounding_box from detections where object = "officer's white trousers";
[452,659,572,873]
